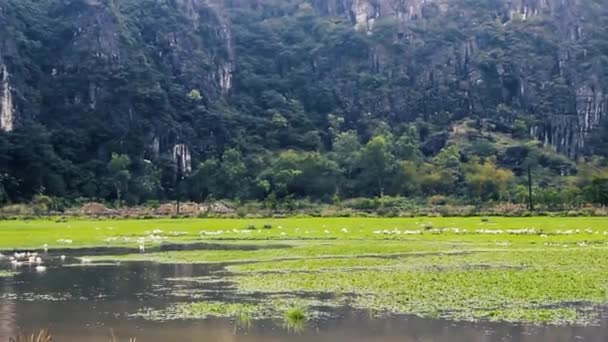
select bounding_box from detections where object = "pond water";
[1,248,608,341]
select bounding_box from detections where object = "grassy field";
[2,216,608,325]
[0,216,606,249]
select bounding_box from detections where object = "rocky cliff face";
[3,0,237,159]
[1,0,606,160]
[302,0,605,158]
[0,59,13,132]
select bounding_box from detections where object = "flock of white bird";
[1,235,154,274]
[0,250,66,273]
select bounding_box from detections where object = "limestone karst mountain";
[0,0,607,202]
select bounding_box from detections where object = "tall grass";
[9,330,137,342]
[9,330,51,342]
[284,308,306,333]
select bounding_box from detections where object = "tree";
[394,126,422,161]
[264,150,340,199]
[0,173,18,204]
[393,161,420,196]
[107,153,131,207]
[575,164,608,205]
[418,162,456,196]
[130,160,162,203]
[586,177,608,205]
[434,146,462,174]
[218,149,249,199]
[332,131,361,195]
[356,136,396,197]
[465,158,514,201]
[188,158,220,201]
[186,89,203,101]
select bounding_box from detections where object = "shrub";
[144,200,161,209]
[429,195,448,206]
[566,210,584,217]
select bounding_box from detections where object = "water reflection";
[0,300,16,338]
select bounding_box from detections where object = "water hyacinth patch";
[135,296,334,323]
[135,301,261,321]
[227,246,608,326]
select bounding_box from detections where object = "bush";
[144,200,161,209]
[236,207,248,218]
[566,210,584,217]
[428,195,448,206]
[0,204,36,216]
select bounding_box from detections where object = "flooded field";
[1,217,608,341]
[0,246,606,341]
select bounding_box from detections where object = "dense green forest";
[0,0,607,208]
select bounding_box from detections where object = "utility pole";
[176,165,183,216]
[176,175,185,216]
[527,165,534,211]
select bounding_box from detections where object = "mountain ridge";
[0,0,607,204]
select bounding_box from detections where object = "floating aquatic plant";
[135,301,261,321]
[284,307,306,333]
[0,270,16,277]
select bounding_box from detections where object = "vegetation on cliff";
[0,0,607,207]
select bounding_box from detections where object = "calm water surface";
[1,249,607,342]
